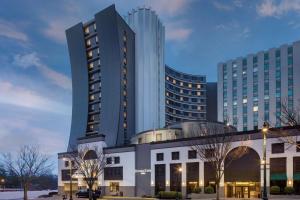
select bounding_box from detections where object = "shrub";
[284,186,295,195]
[157,191,182,199]
[192,187,202,193]
[204,186,214,194]
[270,186,280,195]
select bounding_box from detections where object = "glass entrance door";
[235,186,249,198]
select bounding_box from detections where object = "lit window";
[197,84,201,89]
[156,133,162,141]
[95,36,98,43]
[88,51,93,58]
[85,27,89,34]
[197,92,201,96]
[173,80,176,84]
[180,82,183,86]
[180,97,183,101]
[253,106,258,112]
[243,99,247,104]
[89,125,94,130]
[123,101,127,106]
[180,89,183,93]
[123,91,127,96]
[123,80,127,85]
[123,123,127,128]
[188,84,192,88]
[90,95,95,101]
[89,62,94,69]
[166,100,169,104]
[123,47,127,53]
[123,58,127,65]
[233,101,237,105]
[166,92,169,96]
[123,68,127,74]
[86,39,91,46]
[224,102,228,106]
[243,71,246,75]
[93,23,96,30]
[197,106,201,110]
[123,112,127,118]
[97,48,100,55]
[166,76,169,80]
[123,35,127,41]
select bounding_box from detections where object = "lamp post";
[262,122,269,200]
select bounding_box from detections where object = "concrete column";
[287,156,293,187]
[181,163,186,197]
[199,161,204,193]
[166,164,170,191]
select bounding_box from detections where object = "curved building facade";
[125,7,165,133]
[165,65,207,126]
[66,5,135,149]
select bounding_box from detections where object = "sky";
[0,0,299,173]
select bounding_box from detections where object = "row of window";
[106,156,120,164]
[166,76,204,89]
[272,142,300,154]
[166,84,205,96]
[165,67,205,82]
[156,150,197,161]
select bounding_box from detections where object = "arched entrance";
[224,147,260,198]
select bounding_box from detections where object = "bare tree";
[279,99,300,126]
[68,145,107,200]
[268,100,300,148]
[188,122,248,200]
[1,145,52,200]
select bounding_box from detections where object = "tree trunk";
[89,185,93,200]
[23,183,28,200]
[216,183,219,200]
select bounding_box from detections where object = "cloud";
[0,81,70,115]
[288,20,300,29]
[257,0,300,17]
[213,1,234,11]
[43,20,69,44]
[13,52,72,90]
[146,0,190,16]
[165,20,192,42]
[0,19,28,42]
[215,21,250,38]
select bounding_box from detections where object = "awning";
[270,173,287,181]
[294,173,300,180]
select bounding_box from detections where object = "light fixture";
[262,122,269,133]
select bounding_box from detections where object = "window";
[272,143,284,154]
[156,133,162,141]
[297,142,300,152]
[64,160,69,168]
[106,157,112,164]
[188,150,197,159]
[84,27,89,34]
[114,157,120,164]
[205,149,214,158]
[172,152,180,160]
[104,167,123,180]
[156,153,164,161]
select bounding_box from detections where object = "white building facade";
[218,41,300,131]
[58,126,300,198]
[125,7,166,133]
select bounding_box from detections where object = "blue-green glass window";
[288,68,293,76]
[253,56,258,63]
[288,57,293,65]
[264,53,269,60]
[276,49,280,57]
[243,59,247,66]
[288,46,293,55]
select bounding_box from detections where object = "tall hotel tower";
[66,5,135,148]
[218,41,300,131]
[125,7,165,133]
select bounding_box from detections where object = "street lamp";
[262,122,269,200]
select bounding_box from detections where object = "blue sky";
[0,0,299,173]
